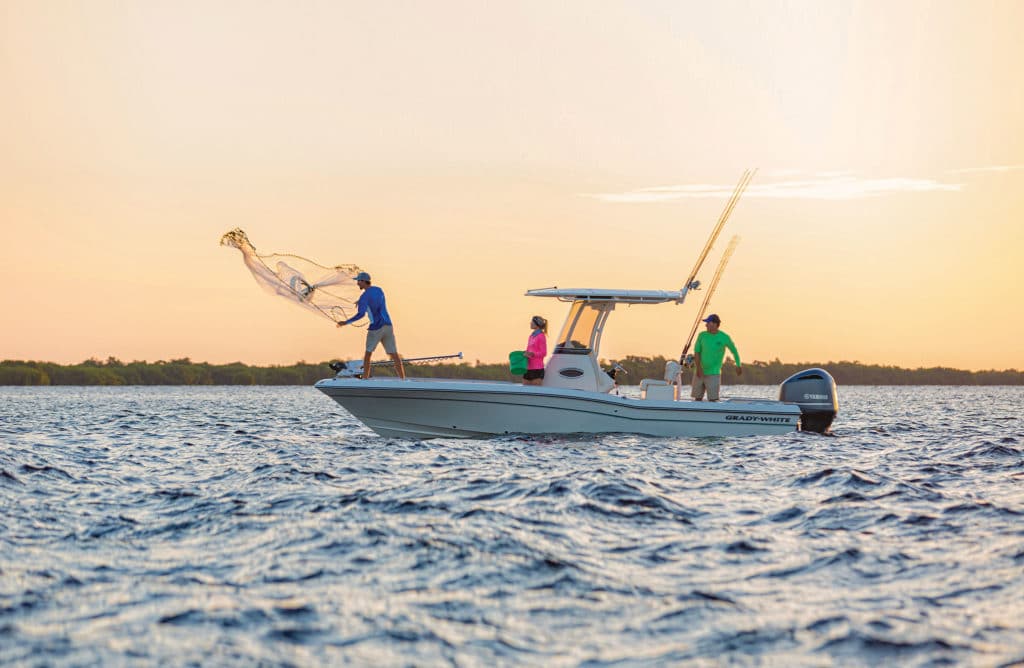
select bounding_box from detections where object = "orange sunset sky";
[2,1,1022,371]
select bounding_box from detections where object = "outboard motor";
[779,368,838,434]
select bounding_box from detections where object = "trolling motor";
[329,353,463,378]
[328,359,365,378]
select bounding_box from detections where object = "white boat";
[316,172,838,440]
[315,286,838,440]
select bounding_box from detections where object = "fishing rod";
[678,169,754,302]
[329,353,464,377]
[679,235,740,366]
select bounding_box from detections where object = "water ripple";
[1,385,1023,665]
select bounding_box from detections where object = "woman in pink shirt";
[523,315,548,385]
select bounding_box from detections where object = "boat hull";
[314,378,802,439]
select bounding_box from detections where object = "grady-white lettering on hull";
[725,415,793,423]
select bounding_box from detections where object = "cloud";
[587,174,964,203]
[948,164,1024,174]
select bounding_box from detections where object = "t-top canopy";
[525,287,686,304]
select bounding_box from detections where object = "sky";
[2,0,1022,371]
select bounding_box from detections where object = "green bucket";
[508,350,528,375]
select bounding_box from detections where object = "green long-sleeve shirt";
[694,330,741,375]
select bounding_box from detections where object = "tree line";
[605,356,1024,386]
[1,356,1021,386]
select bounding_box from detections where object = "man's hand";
[737,366,743,377]
[336,321,347,328]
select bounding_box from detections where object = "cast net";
[220,228,365,325]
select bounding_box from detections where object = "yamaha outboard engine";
[779,368,838,434]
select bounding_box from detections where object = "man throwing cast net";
[336,272,405,379]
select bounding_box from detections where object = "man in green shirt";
[692,313,742,401]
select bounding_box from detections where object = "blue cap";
[702,313,721,324]
[355,271,371,282]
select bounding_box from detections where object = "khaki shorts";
[365,325,398,354]
[691,373,721,401]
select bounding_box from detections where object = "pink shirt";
[525,331,547,370]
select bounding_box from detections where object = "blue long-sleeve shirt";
[344,286,392,330]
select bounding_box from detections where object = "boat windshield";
[554,302,611,355]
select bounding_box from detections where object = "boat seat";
[640,379,677,400]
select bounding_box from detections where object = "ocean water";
[1,384,1022,666]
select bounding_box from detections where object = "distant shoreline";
[2,357,1021,386]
